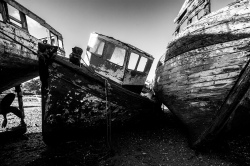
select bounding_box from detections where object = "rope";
[63,53,114,150]
[105,79,112,151]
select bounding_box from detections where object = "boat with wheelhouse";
[38,32,158,144]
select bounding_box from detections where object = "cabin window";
[128,52,139,70]
[51,32,58,46]
[7,4,22,27]
[108,47,126,66]
[137,56,148,72]
[0,4,4,22]
[58,39,63,49]
[88,36,105,56]
[7,4,27,29]
[26,15,49,41]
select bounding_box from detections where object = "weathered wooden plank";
[159,65,241,88]
[163,49,248,73]
[165,37,250,67]
[160,57,247,84]
[162,80,234,95]
[176,11,250,41]
[188,64,242,78]
[163,86,232,99]
[167,23,250,60]
[165,42,250,67]
[0,22,39,50]
[189,71,239,84]
[161,71,239,88]
[169,11,250,54]
[162,76,236,93]
[165,57,247,79]
[167,28,250,60]
[160,78,234,92]
[161,79,236,95]
[173,1,250,42]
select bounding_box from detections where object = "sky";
[16,0,233,81]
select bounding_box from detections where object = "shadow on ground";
[0,111,250,166]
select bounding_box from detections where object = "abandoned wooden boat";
[38,32,157,144]
[0,0,65,93]
[0,0,65,136]
[154,0,250,147]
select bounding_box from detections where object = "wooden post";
[15,85,25,125]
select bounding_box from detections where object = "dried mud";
[0,107,250,166]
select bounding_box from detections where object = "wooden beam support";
[15,84,25,125]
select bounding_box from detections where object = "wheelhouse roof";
[92,32,154,60]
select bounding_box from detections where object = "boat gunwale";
[49,55,156,103]
[165,24,250,62]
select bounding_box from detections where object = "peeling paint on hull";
[154,0,250,147]
[39,48,157,144]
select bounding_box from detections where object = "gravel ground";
[0,107,250,166]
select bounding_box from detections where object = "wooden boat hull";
[154,1,250,147]
[0,0,65,93]
[39,47,157,144]
[0,46,39,93]
[0,23,39,93]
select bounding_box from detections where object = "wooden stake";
[15,85,25,125]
